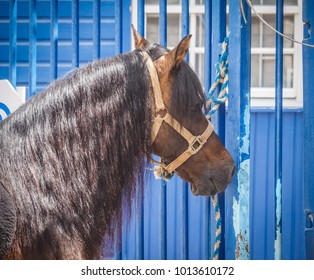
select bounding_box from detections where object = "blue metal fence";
[1,0,311,260]
[28,0,37,98]
[50,0,58,80]
[274,0,284,260]
[226,0,251,260]
[9,0,17,88]
[303,0,314,261]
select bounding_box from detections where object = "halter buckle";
[190,136,204,154]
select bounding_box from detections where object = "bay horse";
[0,28,235,259]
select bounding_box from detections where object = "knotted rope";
[206,37,229,118]
[207,37,229,260]
[211,195,222,260]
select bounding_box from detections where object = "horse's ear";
[169,34,192,66]
[154,35,192,76]
[131,24,150,49]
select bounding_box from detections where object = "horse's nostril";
[231,165,236,177]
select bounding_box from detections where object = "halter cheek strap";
[142,52,214,178]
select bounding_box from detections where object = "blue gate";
[0,0,312,259]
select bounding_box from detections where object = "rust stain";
[236,233,250,260]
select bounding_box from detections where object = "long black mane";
[0,50,153,259]
[0,43,205,259]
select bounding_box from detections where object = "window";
[132,0,303,108]
[250,0,302,107]
[132,0,206,85]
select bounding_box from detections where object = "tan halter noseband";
[142,52,214,179]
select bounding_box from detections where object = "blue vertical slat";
[93,0,101,59]
[28,0,37,98]
[274,0,284,260]
[211,1,226,141]
[159,0,167,260]
[50,0,58,80]
[226,0,251,260]
[203,0,212,260]
[204,0,212,96]
[211,0,226,260]
[72,0,79,67]
[159,0,167,47]
[303,0,314,260]
[122,0,131,53]
[181,0,189,36]
[135,0,145,260]
[181,0,189,260]
[137,0,145,35]
[9,0,17,88]
[115,0,122,55]
[135,187,144,260]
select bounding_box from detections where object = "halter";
[142,52,214,179]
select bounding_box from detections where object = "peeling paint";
[275,178,282,259]
[233,158,250,259]
[233,102,250,260]
[235,233,249,259]
[240,104,250,157]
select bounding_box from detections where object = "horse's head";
[132,27,235,196]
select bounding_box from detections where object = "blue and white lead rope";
[207,37,229,260]
[206,37,229,119]
[211,195,222,260]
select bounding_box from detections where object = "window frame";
[250,3,303,108]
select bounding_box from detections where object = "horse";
[0,28,235,260]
